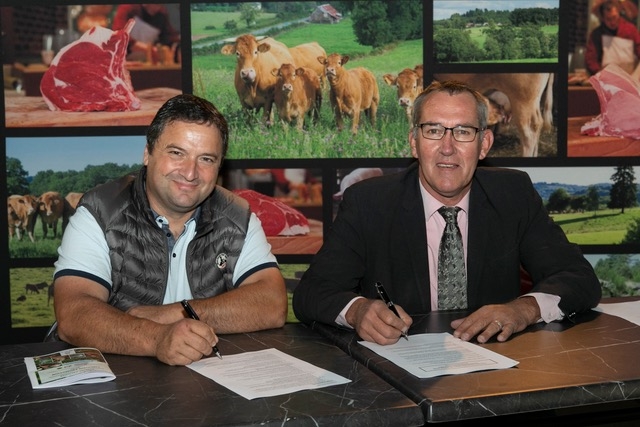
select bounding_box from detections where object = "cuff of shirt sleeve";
[335,296,365,328]
[523,292,564,323]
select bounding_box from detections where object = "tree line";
[6,157,140,197]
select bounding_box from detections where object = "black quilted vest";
[79,167,250,311]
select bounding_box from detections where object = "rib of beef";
[40,19,141,112]
[233,189,310,236]
[581,64,640,139]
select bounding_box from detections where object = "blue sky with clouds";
[433,1,559,21]
[6,136,146,176]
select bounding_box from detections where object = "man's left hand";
[450,296,541,343]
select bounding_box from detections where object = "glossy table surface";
[312,299,640,424]
[0,323,423,427]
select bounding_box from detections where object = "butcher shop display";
[40,19,141,112]
[233,189,310,237]
[580,64,640,139]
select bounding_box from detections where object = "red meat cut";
[234,189,310,236]
[40,19,141,112]
[581,64,640,139]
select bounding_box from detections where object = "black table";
[312,300,640,425]
[0,323,424,427]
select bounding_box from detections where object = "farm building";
[309,4,342,24]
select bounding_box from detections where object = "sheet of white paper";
[593,300,640,326]
[359,332,518,379]
[187,348,351,400]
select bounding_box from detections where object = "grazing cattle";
[319,53,379,134]
[37,191,71,239]
[221,34,295,124]
[25,283,40,294]
[65,192,84,211]
[271,64,322,130]
[7,194,37,242]
[434,73,555,157]
[34,281,49,290]
[16,295,26,302]
[288,41,327,87]
[383,65,424,123]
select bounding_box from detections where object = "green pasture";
[552,207,640,245]
[11,267,56,328]
[191,15,421,159]
[9,215,64,258]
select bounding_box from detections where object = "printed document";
[359,332,518,378]
[187,348,351,399]
[593,300,640,326]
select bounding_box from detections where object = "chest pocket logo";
[216,253,228,270]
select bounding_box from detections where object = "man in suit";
[292,80,601,345]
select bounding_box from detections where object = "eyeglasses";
[415,123,484,143]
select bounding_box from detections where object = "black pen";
[374,282,409,341]
[181,299,222,359]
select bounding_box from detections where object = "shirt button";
[172,253,177,258]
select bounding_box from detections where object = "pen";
[374,282,409,341]
[181,299,222,359]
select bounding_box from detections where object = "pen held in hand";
[374,282,409,341]
[181,299,223,359]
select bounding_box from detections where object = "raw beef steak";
[581,64,640,139]
[234,189,310,236]
[40,19,141,112]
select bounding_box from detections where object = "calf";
[318,53,379,134]
[271,64,322,131]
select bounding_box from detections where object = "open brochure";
[24,347,115,389]
[359,332,518,379]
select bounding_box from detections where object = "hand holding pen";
[374,282,409,341]
[181,299,223,359]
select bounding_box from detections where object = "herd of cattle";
[7,191,82,243]
[16,281,54,306]
[220,34,555,156]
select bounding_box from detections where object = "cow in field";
[271,64,322,131]
[37,191,72,239]
[318,53,379,134]
[434,73,554,157]
[7,194,37,242]
[25,283,40,294]
[288,41,327,87]
[65,192,84,211]
[221,34,295,125]
[383,65,424,123]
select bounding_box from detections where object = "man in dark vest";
[52,94,287,365]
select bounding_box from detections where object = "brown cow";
[65,192,83,209]
[288,41,327,87]
[271,64,322,131]
[7,194,37,242]
[221,34,295,125]
[434,73,554,157]
[37,191,71,239]
[383,65,424,123]
[318,53,379,134]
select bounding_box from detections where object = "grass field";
[191,14,424,159]
[552,207,640,245]
[11,267,56,328]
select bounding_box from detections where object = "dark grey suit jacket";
[292,163,601,326]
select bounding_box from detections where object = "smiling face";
[410,90,493,205]
[143,121,223,223]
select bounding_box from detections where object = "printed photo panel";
[515,166,640,246]
[10,266,55,329]
[221,168,323,255]
[432,1,559,64]
[2,4,182,128]
[432,72,558,158]
[190,1,423,159]
[6,135,145,259]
